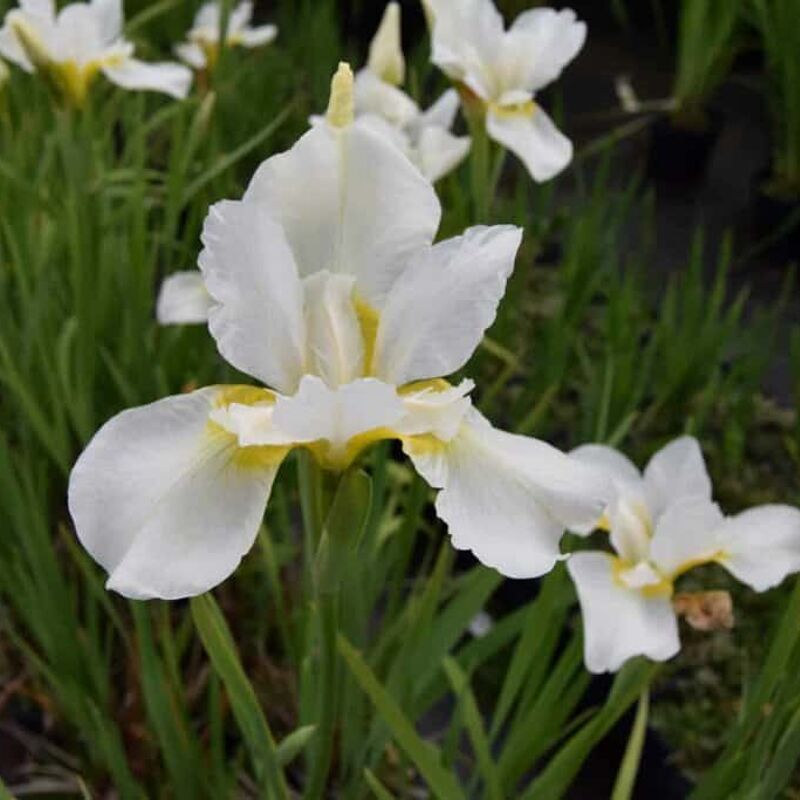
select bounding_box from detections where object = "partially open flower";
[426,0,586,182]
[69,63,610,601]
[175,1,277,73]
[0,0,192,108]
[566,437,800,673]
[350,2,470,183]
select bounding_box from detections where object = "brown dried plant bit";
[181,380,200,394]
[673,591,734,632]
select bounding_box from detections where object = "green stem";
[470,119,491,222]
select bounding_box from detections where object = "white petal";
[567,552,680,673]
[238,24,277,48]
[193,2,219,32]
[486,103,572,182]
[354,68,419,128]
[717,505,800,592]
[244,120,440,307]
[303,271,364,388]
[102,58,192,99]
[156,271,212,325]
[273,376,405,457]
[649,497,726,578]
[175,41,206,69]
[20,0,55,17]
[90,0,122,45]
[397,379,474,442]
[228,1,253,33]
[569,444,650,551]
[418,88,461,130]
[414,126,471,182]
[503,8,586,93]
[0,19,33,71]
[199,199,306,394]
[357,112,412,155]
[367,1,404,85]
[54,4,105,60]
[427,0,504,98]
[68,388,286,600]
[373,225,522,386]
[405,409,611,579]
[643,436,712,521]
[209,402,296,448]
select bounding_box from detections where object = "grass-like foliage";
[751,0,800,197]
[0,0,799,797]
[671,0,741,128]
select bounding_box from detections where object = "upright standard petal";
[175,42,206,70]
[199,199,306,394]
[649,497,726,578]
[355,69,419,128]
[486,103,572,182]
[567,552,680,673]
[405,409,610,579]
[91,0,122,45]
[427,0,504,97]
[373,225,522,386]
[156,271,212,325]
[418,88,461,130]
[643,436,712,520]
[243,120,440,307]
[103,58,193,99]
[68,387,288,600]
[717,505,800,592]
[503,8,586,93]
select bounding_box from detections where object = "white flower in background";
[567,436,800,674]
[69,63,610,601]
[426,0,586,182]
[175,1,277,72]
[0,0,192,107]
[352,2,471,183]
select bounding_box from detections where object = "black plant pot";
[646,111,723,189]
[751,171,800,267]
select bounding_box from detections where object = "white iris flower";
[175,1,277,72]
[68,64,610,601]
[348,2,471,183]
[0,0,192,107]
[426,0,586,182]
[567,436,800,673]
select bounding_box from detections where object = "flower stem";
[470,119,491,222]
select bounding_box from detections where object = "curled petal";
[405,409,611,579]
[486,103,572,182]
[156,271,212,325]
[102,58,193,99]
[68,387,287,600]
[717,505,800,592]
[373,225,522,386]
[567,552,680,673]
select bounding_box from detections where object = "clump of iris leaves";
[0,0,799,798]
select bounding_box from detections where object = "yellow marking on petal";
[596,513,611,532]
[199,40,220,72]
[401,432,446,458]
[489,100,537,120]
[213,384,276,409]
[668,550,728,581]
[354,294,380,376]
[304,427,399,472]
[399,378,453,397]
[611,557,674,599]
[206,385,286,471]
[326,62,354,128]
